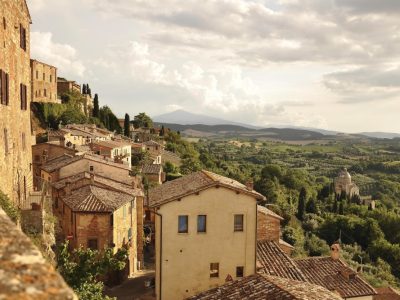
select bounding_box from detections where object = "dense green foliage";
[0,190,20,223]
[93,94,99,118]
[99,106,122,133]
[57,242,128,300]
[133,113,153,128]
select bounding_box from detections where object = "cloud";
[323,65,400,103]
[30,31,86,78]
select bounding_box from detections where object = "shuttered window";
[0,70,9,106]
[20,84,27,110]
[20,24,26,51]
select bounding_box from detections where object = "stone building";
[257,205,294,255]
[31,142,77,189]
[57,77,80,95]
[0,0,34,206]
[334,168,360,197]
[30,59,59,103]
[149,170,265,300]
[142,164,165,185]
[90,139,132,166]
[56,182,143,277]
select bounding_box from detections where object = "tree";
[339,201,344,215]
[60,107,87,125]
[82,84,87,95]
[57,241,128,300]
[306,198,318,214]
[93,94,99,118]
[160,125,165,137]
[99,106,122,133]
[297,187,307,220]
[305,234,330,256]
[124,113,130,137]
[133,112,153,128]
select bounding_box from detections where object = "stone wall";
[0,0,34,207]
[257,211,281,242]
[21,209,44,234]
[30,59,59,103]
[0,208,76,299]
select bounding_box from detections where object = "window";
[36,70,38,79]
[50,74,52,82]
[197,215,207,233]
[89,166,94,172]
[20,24,26,51]
[43,73,45,81]
[21,133,26,150]
[44,89,47,97]
[234,214,244,232]
[3,17,6,30]
[0,70,9,105]
[178,215,188,233]
[210,263,219,278]
[236,266,244,278]
[3,128,8,155]
[87,238,98,250]
[20,83,27,110]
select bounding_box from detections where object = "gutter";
[154,210,163,300]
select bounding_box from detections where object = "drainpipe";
[154,210,163,300]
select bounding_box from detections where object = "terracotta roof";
[62,185,134,212]
[52,172,143,197]
[144,140,162,147]
[41,154,80,173]
[295,257,377,298]
[187,273,342,300]
[257,240,306,281]
[148,170,265,207]
[142,164,162,174]
[92,140,131,149]
[279,238,294,249]
[41,153,130,173]
[257,205,284,220]
[375,287,400,300]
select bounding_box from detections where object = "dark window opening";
[197,215,207,233]
[210,263,219,278]
[236,266,244,278]
[87,238,98,250]
[178,215,188,233]
[234,214,244,232]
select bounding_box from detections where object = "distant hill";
[153,110,260,129]
[154,122,332,141]
[358,132,400,139]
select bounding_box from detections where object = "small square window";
[87,238,98,250]
[197,215,206,233]
[89,166,94,172]
[234,214,244,232]
[210,263,219,278]
[178,215,188,233]
[236,266,244,278]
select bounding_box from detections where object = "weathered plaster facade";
[0,0,34,206]
[154,187,258,300]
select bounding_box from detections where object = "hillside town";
[1,1,400,300]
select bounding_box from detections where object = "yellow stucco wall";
[155,186,257,300]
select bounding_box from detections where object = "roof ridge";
[201,170,216,181]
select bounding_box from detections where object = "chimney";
[245,179,254,190]
[331,243,340,260]
[90,173,95,184]
[65,181,71,195]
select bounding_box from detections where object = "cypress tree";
[93,94,99,118]
[333,197,338,213]
[339,201,344,215]
[124,113,130,137]
[297,187,307,220]
[82,84,87,94]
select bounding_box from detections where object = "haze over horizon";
[27,0,400,133]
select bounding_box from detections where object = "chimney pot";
[331,243,340,260]
[245,179,254,190]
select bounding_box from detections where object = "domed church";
[334,168,360,197]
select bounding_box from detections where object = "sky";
[26,0,400,133]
